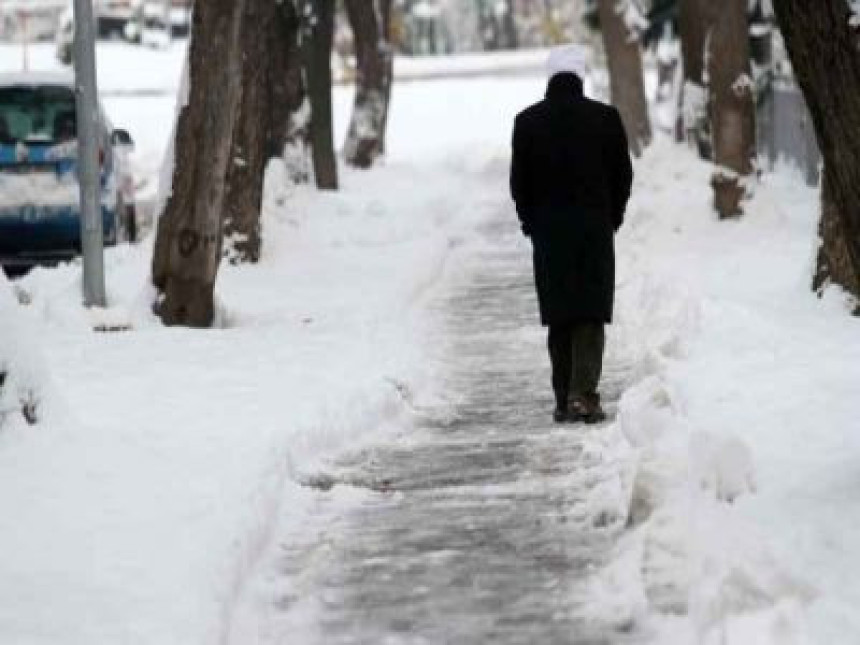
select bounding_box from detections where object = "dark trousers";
[547,322,605,409]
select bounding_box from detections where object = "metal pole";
[73,0,107,307]
[21,11,30,72]
[163,0,172,45]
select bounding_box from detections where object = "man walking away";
[510,45,633,424]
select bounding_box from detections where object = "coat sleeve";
[510,115,534,237]
[607,108,633,232]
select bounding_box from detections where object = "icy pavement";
[232,212,636,644]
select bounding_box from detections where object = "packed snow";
[1,40,859,645]
[584,141,859,643]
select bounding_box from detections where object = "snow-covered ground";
[1,41,859,644]
[587,143,860,643]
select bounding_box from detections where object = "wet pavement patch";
[272,218,636,643]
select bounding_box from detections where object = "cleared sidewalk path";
[241,213,635,644]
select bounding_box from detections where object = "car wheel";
[124,203,138,243]
[104,201,120,247]
[104,214,119,247]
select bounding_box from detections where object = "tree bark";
[343,0,393,168]
[300,0,338,189]
[772,0,860,302]
[281,0,312,185]
[271,0,305,164]
[151,0,246,327]
[501,0,518,49]
[814,167,860,300]
[708,0,755,219]
[656,26,679,127]
[478,0,499,50]
[222,0,287,264]
[677,0,712,154]
[678,0,708,85]
[597,0,652,157]
[378,0,394,155]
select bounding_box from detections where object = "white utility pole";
[163,0,172,45]
[73,0,107,307]
[20,10,30,71]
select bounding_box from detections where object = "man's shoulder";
[515,100,548,124]
[516,96,620,122]
[581,96,621,120]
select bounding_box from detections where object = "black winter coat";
[510,73,633,326]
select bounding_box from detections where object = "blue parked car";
[0,72,138,269]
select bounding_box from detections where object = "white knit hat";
[546,45,589,79]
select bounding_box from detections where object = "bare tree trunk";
[222,0,304,264]
[501,0,518,49]
[300,0,338,189]
[478,0,499,50]
[749,2,773,71]
[280,1,311,184]
[151,0,246,327]
[271,0,305,163]
[679,0,708,86]
[378,0,394,155]
[656,42,677,97]
[343,0,393,168]
[597,0,652,157]
[223,0,282,264]
[772,0,860,305]
[814,167,860,299]
[708,0,755,219]
[677,0,711,155]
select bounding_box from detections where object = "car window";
[0,85,77,144]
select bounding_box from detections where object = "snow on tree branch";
[850,0,860,28]
[732,73,755,96]
[615,0,649,42]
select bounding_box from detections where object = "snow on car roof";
[0,72,76,89]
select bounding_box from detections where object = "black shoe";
[570,394,606,424]
[553,407,569,423]
[582,408,607,424]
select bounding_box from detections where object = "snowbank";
[581,139,860,643]
[0,274,58,430]
[0,168,473,644]
[0,91,517,642]
[0,47,545,641]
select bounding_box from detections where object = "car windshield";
[0,85,77,145]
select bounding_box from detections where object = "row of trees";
[597,0,754,217]
[151,0,394,327]
[392,0,587,55]
[151,1,859,327]
[152,0,583,329]
[599,0,860,307]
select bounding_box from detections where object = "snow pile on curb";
[0,275,58,430]
[0,153,495,644]
[0,58,545,642]
[583,140,859,644]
